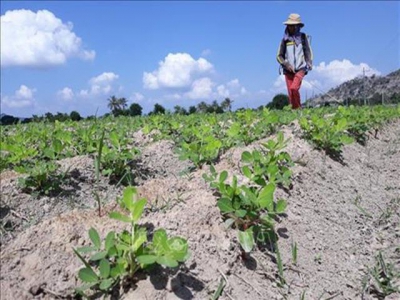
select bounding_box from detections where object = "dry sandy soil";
[1,120,399,300]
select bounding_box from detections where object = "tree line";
[0,93,289,125]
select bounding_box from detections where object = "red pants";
[285,71,305,109]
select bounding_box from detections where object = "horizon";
[1,1,399,118]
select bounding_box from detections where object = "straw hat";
[283,13,304,27]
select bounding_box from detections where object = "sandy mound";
[1,120,399,300]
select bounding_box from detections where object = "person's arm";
[303,35,313,70]
[277,39,294,72]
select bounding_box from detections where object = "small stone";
[29,285,43,296]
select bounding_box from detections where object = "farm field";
[1,105,399,300]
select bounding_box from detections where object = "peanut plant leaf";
[79,267,99,283]
[110,263,126,278]
[89,228,101,250]
[157,256,179,268]
[258,183,275,210]
[153,229,169,252]
[217,198,234,213]
[235,209,247,218]
[105,231,115,251]
[132,227,147,252]
[122,186,136,210]
[219,171,228,183]
[109,211,131,223]
[99,278,114,291]
[76,246,96,253]
[131,198,147,222]
[261,214,275,227]
[99,259,111,279]
[136,255,157,265]
[116,243,130,252]
[242,166,252,179]
[341,135,354,145]
[253,151,261,161]
[275,199,287,214]
[238,228,255,253]
[90,251,108,261]
[241,151,252,163]
[168,237,189,261]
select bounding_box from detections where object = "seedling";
[363,252,400,298]
[299,113,354,157]
[16,161,63,196]
[291,240,298,266]
[203,133,291,280]
[74,187,190,297]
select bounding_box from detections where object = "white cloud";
[201,49,212,57]
[164,93,183,101]
[130,92,145,102]
[272,59,381,95]
[143,53,214,89]
[79,72,119,97]
[1,9,95,68]
[185,77,214,100]
[1,85,36,108]
[217,79,247,98]
[57,87,74,101]
[143,72,159,89]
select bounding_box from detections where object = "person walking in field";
[277,13,313,109]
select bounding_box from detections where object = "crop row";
[1,105,399,195]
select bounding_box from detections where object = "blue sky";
[1,1,399,117]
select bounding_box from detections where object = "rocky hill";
[308,69,400,106]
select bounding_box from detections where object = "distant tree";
[0,114,19,125]
[129,103,143,116]
[120,98,128,110]
[173,105,188,115]
[32,114,43,122]
[197,101,208,113]
[266,93,289,110]
[107,95,128,116]
[54,112,69,122]
[221,97,233,112]
[70,111,82,121]
[188,106,197,114]
[208,100,223,114]
[44,112,55,122]
[152,103,166,115]
[107,95,119,113]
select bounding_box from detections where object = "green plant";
[16,161,63,195]
[291,240,298,266]
[314,253,322,264]
[300,290,306,300]
[74,187,190,297]
[212,276,227,300]
[363,252,400,298]
[100,131,139,185]
[204,166,285,253]
[241,131,293,189]
[275,240,285,286]
[299,113,354,156]
[203,134,291,255]
[178,124,222,169]
[353,196,372,219]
